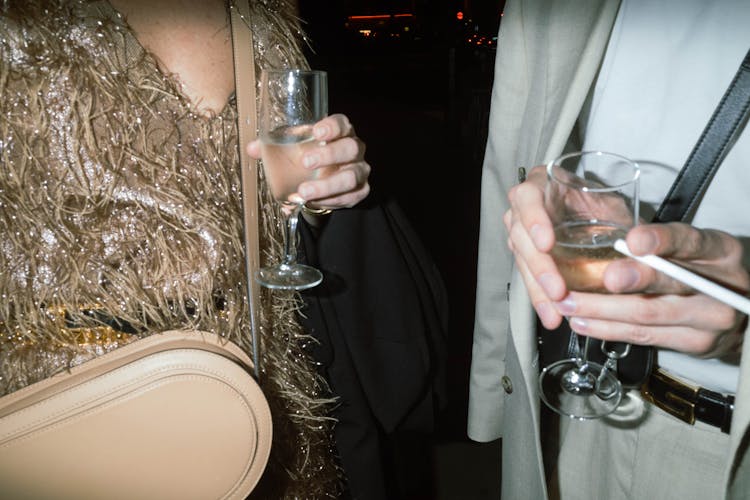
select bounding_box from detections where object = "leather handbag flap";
[0,330,272,500]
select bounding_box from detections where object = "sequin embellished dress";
[0,1,340,496]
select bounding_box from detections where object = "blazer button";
[501,375,513,394]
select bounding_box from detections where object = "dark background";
[298,2,505,498]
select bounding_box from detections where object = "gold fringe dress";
[0,1,341,497]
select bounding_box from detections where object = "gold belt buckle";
[641,368,698,425]
[55,305,136,347]
[1,304,135,348]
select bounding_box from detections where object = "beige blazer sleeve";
[469,2,750,499]
[467,0,622,442]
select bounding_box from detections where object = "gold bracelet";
[301,204,332,216]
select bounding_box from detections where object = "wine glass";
[255,69,328,290]
[538,151,640,419]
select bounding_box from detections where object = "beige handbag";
[0,331,272,500]
[0,3,271,499]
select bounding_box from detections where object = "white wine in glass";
[552,221,630,293]
[261,124,316,200]
[255,69,328,290]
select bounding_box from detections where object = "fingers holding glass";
[256,68,328,290]
[538,151,640,420]
[312,113,357,142]
[624,224,749,293]
[560,291,742,356]
[298,158,371,208]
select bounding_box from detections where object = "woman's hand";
[247,113,371,210]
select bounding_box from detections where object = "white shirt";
[582,0,750,393]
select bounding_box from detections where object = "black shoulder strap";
[653,48,750,223]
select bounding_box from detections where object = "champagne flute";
[255,69,328,290]
[538,151,640,419]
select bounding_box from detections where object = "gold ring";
[301,204,333,216]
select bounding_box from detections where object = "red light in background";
[456,11,464,20]
[348,14,414,21]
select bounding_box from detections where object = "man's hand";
[557,224,748,357]
[504,165,748,358]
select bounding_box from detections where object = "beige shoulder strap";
[229,2,262,377]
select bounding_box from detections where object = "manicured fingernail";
[536,302,557,326]
[530,224,545,248]
[288,194,305,204]
[639,230,658,254]
[569,317,588,332]
[617,267,639,290]
[555,296,576,316]
[303,155,319,168]
[313,125,329,140]
[538,273,559,298]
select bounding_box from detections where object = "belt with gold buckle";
[641,368,734,434]
[1,305,138,348]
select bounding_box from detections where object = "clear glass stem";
[282,204,302,266]
[561,333,596,394]
[596,356,620,400]
[565,324,590,372]
[576,334,591,372]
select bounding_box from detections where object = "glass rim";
[546,150,641,193]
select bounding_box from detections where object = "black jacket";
[300,194,448,433]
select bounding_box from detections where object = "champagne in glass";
[539,151,640,419]
[255,69,328,290]
[551,221,630,293]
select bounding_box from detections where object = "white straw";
[614,239,750,316]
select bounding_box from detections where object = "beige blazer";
[467,0,750,498]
